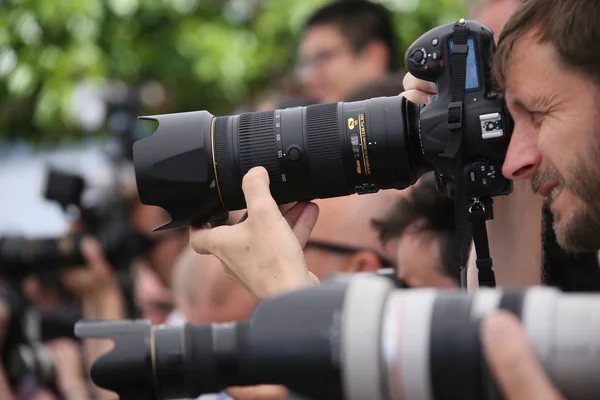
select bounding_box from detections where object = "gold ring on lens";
[211,118,225,208]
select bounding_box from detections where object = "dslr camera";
[0,168,155,279]
[133,19,511,230]
[134,19,511,287]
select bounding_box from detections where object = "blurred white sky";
[0,140,117,236]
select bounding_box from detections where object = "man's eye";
[529,112,543,127]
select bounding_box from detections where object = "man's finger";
[282,202,309,228]
[402,72,437,94]
[236,211,249,224]
[80,237,111,271]
[190,225,232,256]
[481,311,563,400]
[400,89,432,105]
[292,202,320,248]
[278,202,297,214]
[241,167,280,221]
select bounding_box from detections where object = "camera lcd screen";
[448,36,480,91]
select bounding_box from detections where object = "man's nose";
[501,127,542,180]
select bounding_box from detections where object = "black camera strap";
[469,199,496,287]
[444,20,471,289]
[444,20,496,289]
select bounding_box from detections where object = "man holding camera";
[191,0,600,397]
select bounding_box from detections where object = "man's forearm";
[468,180,544,289]
[81,286,125,400]
[0,365,15,400]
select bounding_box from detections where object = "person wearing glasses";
[297,0,400,104]
[372,172,460,288]
[303,190,399,281]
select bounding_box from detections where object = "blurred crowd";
[1,1,600,400]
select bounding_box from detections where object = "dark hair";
[493,0,600,90]
[371,172,460,281]
[304,0,400,71]
[344,74,404,101]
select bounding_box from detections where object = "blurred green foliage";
[0,0,466,143]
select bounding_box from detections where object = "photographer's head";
[130,202,189,286]
[493,0,600,252]
[172,249,255,324]
[298,0,399,103]
[132,261,173,325]
[372,173,460,288]
[305,192,397,279]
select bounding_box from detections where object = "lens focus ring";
[305,104,348,197]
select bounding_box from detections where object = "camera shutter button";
[410,48,427,66]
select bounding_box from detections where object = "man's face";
[502,31,600,252]
[133,263,174,325]
[182,255,256,325]
[130,203,188,286]
[303,195,394,279]
[298,24,374,103]
[394,230,456,288]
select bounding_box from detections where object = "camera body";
[405,19,512,201]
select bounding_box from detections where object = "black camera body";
[405,19,512,201]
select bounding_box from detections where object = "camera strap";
[469,199,496,287]
[445,21,471,289]
[444,20,496,289]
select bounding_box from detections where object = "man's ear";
[360,40,390,73]
[345,250,382,273]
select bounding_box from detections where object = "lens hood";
[134,111,226,230]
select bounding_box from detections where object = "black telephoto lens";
[133,97,424,230]
[76,280,351,400]
[0,236,85,279]
[0,225,155,279]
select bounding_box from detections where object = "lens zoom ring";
[214,117,237,207]
[238,112,283,204]
[305,104,347,197]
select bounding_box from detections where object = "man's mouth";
[537,181,563,201]
[549,185,563,201]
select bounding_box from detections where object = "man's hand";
[226,385,288,400]
[190,166,320,300]
[61,237,119,298]
[481,311,564,400]
[401,72,437,104]
[46,339,90,400]
[0,298,10,350]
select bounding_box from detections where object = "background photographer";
[297,0,400,104]
[372,172,461,288]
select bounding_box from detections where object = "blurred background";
[0,0,466,236]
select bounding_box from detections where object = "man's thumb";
[80,237,109,267]
[481,311,563,400]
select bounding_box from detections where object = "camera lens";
[133,97,423,229]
